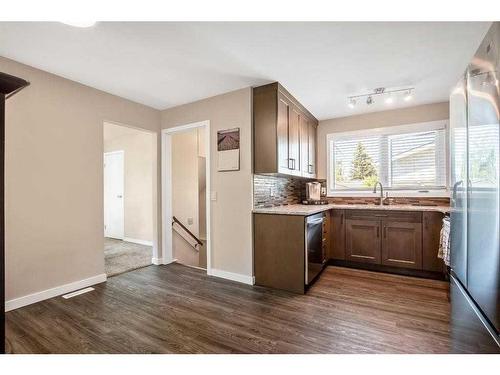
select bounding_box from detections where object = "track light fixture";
[347,87,414,109]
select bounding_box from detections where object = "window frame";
[326,120,450,197]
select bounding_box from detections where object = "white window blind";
[328,122,447,193]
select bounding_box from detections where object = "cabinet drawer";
[346,209,422,223]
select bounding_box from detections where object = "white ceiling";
[0,22,491,120]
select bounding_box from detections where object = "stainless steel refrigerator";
[450,22,500,352]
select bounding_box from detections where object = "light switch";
[187,217,193,225]
[211,191,217,201]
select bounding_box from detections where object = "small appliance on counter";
[303,182,329,205]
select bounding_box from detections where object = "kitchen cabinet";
[381,221,422,269]
[422,211,446,272]
[299,113,317,178]
[307,120,317,177]
[276,94,290,172]
[254,82,318,178]
[345,218,381,264]
[254,213,306,294]
[323,210,331,259]
[341,210,436,272]
[287,104,301,176]
[330,209,345,260]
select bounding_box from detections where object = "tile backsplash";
[253,174,450,208]
[253,174,306,207]
[326,196,450,206]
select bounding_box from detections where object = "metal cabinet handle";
[377,227,380,238]
[340,213,344,225]
[288,158,296,170]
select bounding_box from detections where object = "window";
[327,121,447,195]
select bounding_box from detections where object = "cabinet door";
[288,106,301,175]
[422,211,445,272]
[345,219,381,264]
[277,96,290,173]
[308,122,317,177]
[381,221,422,269]
[299,114,309,175]
[330,210,345,260]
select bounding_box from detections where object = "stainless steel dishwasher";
[305,212,326,285]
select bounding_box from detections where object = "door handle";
[117,195,123,198]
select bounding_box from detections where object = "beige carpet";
[104,238,152,277]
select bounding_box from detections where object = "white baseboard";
[152,257,177,265]
[5,273,107,312]
[152,257,164,265]
[209,268,254,285]
[123,237,153,246]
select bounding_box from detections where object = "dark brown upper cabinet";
[253,82,318,178]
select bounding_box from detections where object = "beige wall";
[161,88,253,278]
[172,129,200,266]
[104,122,155,243]
[1,57,161,301]
[317,102,450,179]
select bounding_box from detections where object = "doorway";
[162,121,211,272]
[103,122,156,277]
[104,150,124,239]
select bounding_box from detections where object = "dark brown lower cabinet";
[381,221,422,269]
[345,219,381,264]
[330,209,345,260]
[422,211,446,272]
[333,209,445,277]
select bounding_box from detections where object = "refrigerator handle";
[452,180,463,202]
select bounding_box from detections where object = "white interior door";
[104,151,124,239]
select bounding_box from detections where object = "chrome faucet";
[373,181,384,206]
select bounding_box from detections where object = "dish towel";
[438,216,451,266]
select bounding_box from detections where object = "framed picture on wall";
[217,127,240,171]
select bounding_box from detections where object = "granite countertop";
[253,203,450,216]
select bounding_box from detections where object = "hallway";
[104,238,152,277]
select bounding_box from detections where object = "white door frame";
[103,150,125,239]
[161,120,211,274]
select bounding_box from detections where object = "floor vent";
[62,287,95,299]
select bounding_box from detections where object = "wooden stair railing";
[172,216,203,251]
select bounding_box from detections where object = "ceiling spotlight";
[348,98,356,108]
[404,90,413,101]
[366,96,374,105]
[385,95,394,104]
[61,21,96,28]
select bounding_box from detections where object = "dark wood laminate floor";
[6,264,461,354]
